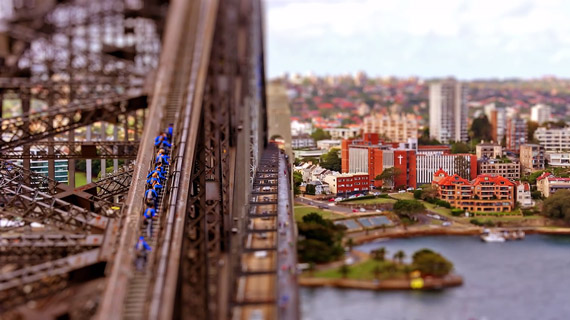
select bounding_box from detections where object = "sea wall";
[299,275,463,291]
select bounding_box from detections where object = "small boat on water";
[480,229,525,242]
[481,232,506,242]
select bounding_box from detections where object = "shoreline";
[299,274,463,291]
[349,226,570,244]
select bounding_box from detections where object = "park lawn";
[423,202,453,217]
[342,198,396,205]
[389,193,453,217]
[312,259,405,280]
[294,205,344,222]
[389,192,414,200]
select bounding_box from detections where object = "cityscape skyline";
[266,0,570,79]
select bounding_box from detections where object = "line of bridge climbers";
[135,123,173,272]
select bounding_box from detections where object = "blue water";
[300,235,570,320]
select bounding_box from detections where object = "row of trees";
[542,190,570,222]
[338,247,454,279]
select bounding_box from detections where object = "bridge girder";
[0,140,140,160]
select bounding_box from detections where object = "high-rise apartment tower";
[429,79,468,143]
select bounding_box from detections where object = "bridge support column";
[86,125,92,184]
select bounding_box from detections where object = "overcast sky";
[265,0,570,79]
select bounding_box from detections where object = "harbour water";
[300,235,570,320]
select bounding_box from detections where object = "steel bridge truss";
[0,94,147,150]
[0,140,140,160]
[179,0,267,319]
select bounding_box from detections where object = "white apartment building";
[546,153,570,167]
[515,181,534,208]
[362,113,418,142]
[534,127,570,152]
[530,104,552,125]
[324,127,361,140]
[429,79,468,143]
[416,153,475,185]
[291,135,315,149]
[316,139,341,150]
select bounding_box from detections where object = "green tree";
[393,250,405,265]
[311,128,331,141]
[320,148,341,172]
[542,190,570,222]
[297,213,346,263]
[469,115,493,142]
[371,247,386,262]
[393,200,426,216]
[418,127,441,145]
[527,121,539,143]
[414,184,438,200]
[450,142,470,154]
[412,249,453,277]
[305,184,316,195]
[376,167,402,187]
[293,171,303,195]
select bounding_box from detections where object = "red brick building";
[433,170,515,212]
[341,133,417,189]
[323,173,370,195]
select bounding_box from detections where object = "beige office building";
[362,113,418,143]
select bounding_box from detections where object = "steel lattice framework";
[0,140,140,160]
[0,0,164,315]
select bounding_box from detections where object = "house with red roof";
[536,172,570,198]
[432,170,515,212]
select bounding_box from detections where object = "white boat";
[481,232,506,242]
